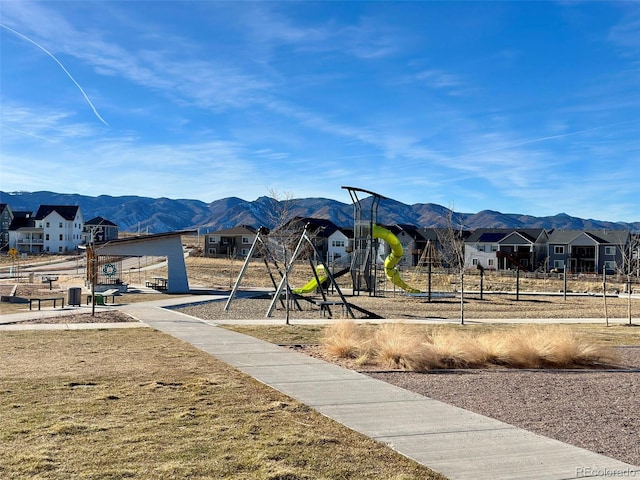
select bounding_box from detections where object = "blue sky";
[1,1,638,222]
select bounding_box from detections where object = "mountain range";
[1,191,638,234]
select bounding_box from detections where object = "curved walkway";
[1,297,638,478]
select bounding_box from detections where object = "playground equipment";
[266,225,354,318]
[225,224,366,318]
[342,186,420,294]
[292,265,328,294]
[372,225,421,294]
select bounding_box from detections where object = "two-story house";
[464,229,508,270]
[496,229,547,271]
[11,205,84,254]
[204,225,257,258]
[546,229,631,274]
[83,216,119,244]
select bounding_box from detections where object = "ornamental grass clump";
[322,320,368,359]
[322,323,620,371]
[427,330,487,368]
[534,326,620,368]
[372,323,437,370]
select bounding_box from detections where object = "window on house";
[472,258,479,266]
[554,260,564,269]
[604,261,616,272]
[476,245,484,252]
[332,240,345,247]
[59,234,63,241]
[605,246,615,256]
[208,248,216,255]
[242,237,251,244]
[46,234,50,241]
[488,259,494,266]
[554,246,565,255]
[46,222,50,228]
[209,237,217,244]
[491,245,498,252]
[241,248,250,256]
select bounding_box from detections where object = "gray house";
[496,229,548,271]
[546,229,631,274]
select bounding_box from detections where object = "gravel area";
[182,291,640,321]
[366,350,640,467]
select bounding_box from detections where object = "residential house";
[386,224,425,267]
[204,225,257,258]
[415,227,471,269]
[464,229,509,271]
[279,217,352,265]
[546,229,631,274]
[496,229,547,271]
[8,211,39,252]
[10,205,84,254]
[83,216,119,244]
[0,203,13,250]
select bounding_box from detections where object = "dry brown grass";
[0,329,444,480]
[322,322,621,370]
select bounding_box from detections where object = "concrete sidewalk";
[116,301,639,480]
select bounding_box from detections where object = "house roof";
[208,225,257,236]
[34,205,81,221]
[281,217,341,238]
[547,229,629,245]
[498,229,546,244]
[465,229,510,243]
[85,216,118,227]
[9,211,35,230]
[0,203,11,216]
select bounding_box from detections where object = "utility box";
[68,287,82,306]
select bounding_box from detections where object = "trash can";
[68,287,82,306]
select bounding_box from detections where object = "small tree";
[436,207,467,325]
[616,233,639,325]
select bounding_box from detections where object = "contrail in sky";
[1,23,109,127]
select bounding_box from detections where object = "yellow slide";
[372,224,421,294]
[293,265,328,294]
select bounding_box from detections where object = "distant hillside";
[2,191,638,234]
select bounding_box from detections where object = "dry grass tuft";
[373,323,427,369]
[322,320,369,359]
[322,323,621,371]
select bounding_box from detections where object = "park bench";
[29,297,65,310]
[87,289,121,305]
[315,300,346,318]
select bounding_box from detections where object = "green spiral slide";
[372,224,421,294]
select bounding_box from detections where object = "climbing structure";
[342,186,421,295]
[341,186,386,295]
